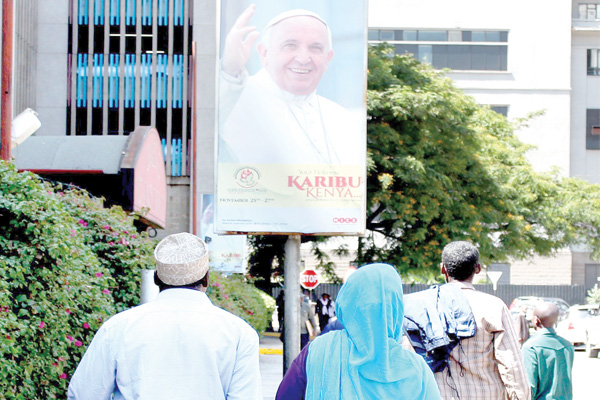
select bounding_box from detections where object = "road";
[260,348,599,399]
[573,350,600,399]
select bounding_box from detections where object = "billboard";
[215,0,367,235]
[201,194,247,273]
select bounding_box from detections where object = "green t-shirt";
[522,327,574,400]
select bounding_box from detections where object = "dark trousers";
[301,333,310,349]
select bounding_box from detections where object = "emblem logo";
[234,167,260,188]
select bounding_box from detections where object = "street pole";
[283,234,301,375]
[1,0,14,161]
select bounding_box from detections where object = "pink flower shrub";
[78,219,88,227]
[102,289,110,295]
[74,340,83,347]
[59,373,67,379]
[38,321,46,329]
[95,272,103,278]
[83,322,90,329]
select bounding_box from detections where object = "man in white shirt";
[67,232,262,400]
[218,5,363,165]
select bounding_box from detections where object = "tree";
[248,45,600,287]
[362,44,600,280]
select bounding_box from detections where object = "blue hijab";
[305,264,441,400]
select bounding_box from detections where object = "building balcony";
[572,19,600,31]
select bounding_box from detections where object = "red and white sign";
[300,268,320,290]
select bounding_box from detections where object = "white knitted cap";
[154,233,209,286]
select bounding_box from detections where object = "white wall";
[35,2,69,136]
[571,31,600,184]
[369,0,573,176]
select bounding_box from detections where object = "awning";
[14,126,167,229]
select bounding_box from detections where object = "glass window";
[395,30,403,40]
[471,45,487,70]
[432,45,448,69]
[380,30,395,41]
[447,45,470,70]
[486,31,501,42]
[587,109,600,150]
[579,3,600,19]
[395,44,418,57]
[588,49,600,75]
[448,30,462,42]
[403,30,417,41]
[418,31,447,41]
[472,31,486,42]
[490,106,509,116]
[418,45,433,63]
[368,30,379,41]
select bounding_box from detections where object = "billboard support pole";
[283,234,301,375]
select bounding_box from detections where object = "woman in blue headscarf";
[276,263,441,400]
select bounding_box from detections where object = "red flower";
[83,322,90,329]
[74,340,83,347]
[78,219,88,227]
[38,321,46,329]
[102,289,110,295]
[95,272,103,278]
[66,335,74,342]
[59,373,67,379]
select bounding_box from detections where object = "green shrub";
[0,161,155,399]
[207,273,276,334]
[587,284,600,304]
[0,161,276,398]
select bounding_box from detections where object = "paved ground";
[260,335,599,399]
[573,349,599,399]
[259,334,283,400]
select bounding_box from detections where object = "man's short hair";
[442,241,480,281]
[154,270,208,291]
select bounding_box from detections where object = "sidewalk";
[260,332,283,400]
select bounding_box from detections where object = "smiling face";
[258,16,334,96]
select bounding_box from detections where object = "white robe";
[218,69,364,165]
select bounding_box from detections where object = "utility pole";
[283,234,301,375]
[1,0,13,161]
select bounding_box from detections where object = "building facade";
[369,0,600,288]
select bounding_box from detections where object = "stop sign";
[300,268,320,290]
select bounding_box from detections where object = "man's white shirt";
[67,289,262,400]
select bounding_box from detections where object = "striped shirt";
[434,282,531,400]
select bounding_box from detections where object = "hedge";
[0,161,273,399]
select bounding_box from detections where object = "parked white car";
[556,304,598,348]
[584,305,600,358]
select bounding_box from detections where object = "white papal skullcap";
[264,9,328,30]
[154,232,209,286]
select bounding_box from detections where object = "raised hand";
[222,4,260,77]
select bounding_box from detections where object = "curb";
[260,348,283,355]
[263,332,281,338]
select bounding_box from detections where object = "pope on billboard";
[216,2,366,235]
[218,5,364,165]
